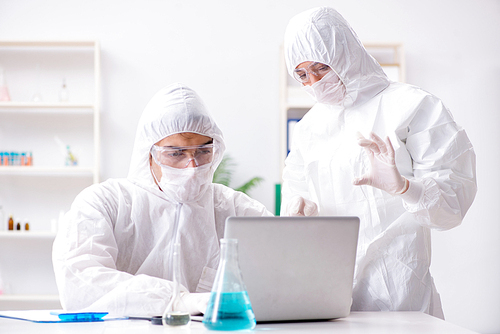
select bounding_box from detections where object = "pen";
[50,312,108,322]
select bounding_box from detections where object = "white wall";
[1,0,499,333]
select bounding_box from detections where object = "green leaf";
[235,177,264,195]
[212,155,235,186]
[213,154,264,197]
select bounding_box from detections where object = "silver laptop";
[224,216,359,322]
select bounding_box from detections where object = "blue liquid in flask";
[203,291,256,331]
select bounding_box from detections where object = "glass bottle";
[65,146,78,166]
[203,239,256,331]
[8,215,14,231]
[162,242,191,327]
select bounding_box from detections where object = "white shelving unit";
[0,231,61,310]
[0,40,100,310]
[279,42,405,179]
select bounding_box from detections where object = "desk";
[0,311,478,333]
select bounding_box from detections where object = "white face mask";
[302,70,346,105]
[152,164,213,203]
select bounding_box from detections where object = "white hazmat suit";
[53,83,272,316]
[282,7,477,318]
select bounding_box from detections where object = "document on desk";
[0,310,128,323]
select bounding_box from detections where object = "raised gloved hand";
[352,132,408,195]
[180,292,211,315]
[284,195,319,216]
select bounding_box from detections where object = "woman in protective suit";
[281,7,476,319]
[53,83,272,316]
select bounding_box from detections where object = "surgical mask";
[302,70,346,105]
[152,163,213,203]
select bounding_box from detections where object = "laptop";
[224,216,359,323]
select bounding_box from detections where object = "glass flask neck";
[162,242,191,327]
[212,238,247,293]
[172,242,181,296]
[220,239,239,265]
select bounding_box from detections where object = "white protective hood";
[284,7,390,108]
[53,83,271,316]
[128,83,225,194]
[281,7,477,318]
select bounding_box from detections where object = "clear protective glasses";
[151,143,214,169]
[293,62,332,83]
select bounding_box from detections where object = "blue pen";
[50,312,108,322]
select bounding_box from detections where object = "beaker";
[203,239,256,331]
[162,242,191,327]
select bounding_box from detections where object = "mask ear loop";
[150,157,164,192]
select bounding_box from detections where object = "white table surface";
[0,311,479,333]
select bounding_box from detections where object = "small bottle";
[59,78,69,102]
[16,222,21,231]
[24,219,29,231]
[203,239,256,331]
[0,67,11,102]
[8,215,14,231]
[162,242,191,327]
[27,151,33,166]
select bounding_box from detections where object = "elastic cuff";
[393,178,409,195]
[399,179,424,205]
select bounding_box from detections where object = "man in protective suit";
[53,83,272,316]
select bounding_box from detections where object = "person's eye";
[318,65,330,73]
[166,150,185,158]
[297,72,307,80]
[197,148,213,155]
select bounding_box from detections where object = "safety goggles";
[293,62,332,83]
[151,144,214,169]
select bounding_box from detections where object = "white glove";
[352,132,408,195]
[180,292,211,315]
[284,195,319,216]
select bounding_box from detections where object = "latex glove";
[352,132,408,195]
[180,292,211,315]
[285,195,319,216]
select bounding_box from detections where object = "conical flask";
[203,238,256,331]
[162,242,191,327]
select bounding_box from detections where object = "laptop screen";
[224,216,359,322]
